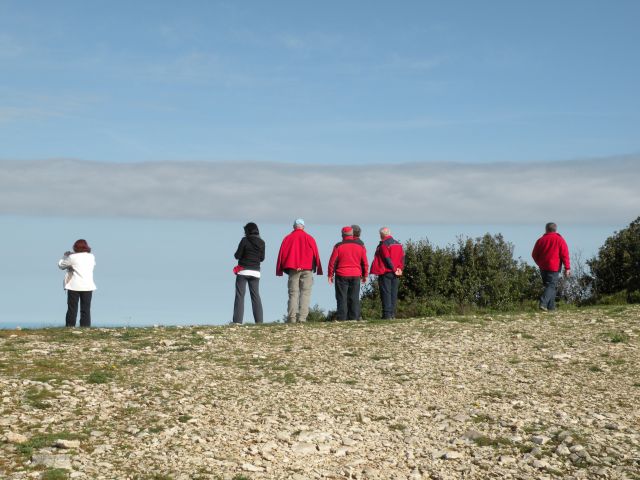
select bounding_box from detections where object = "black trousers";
[378,272,399,319]
[66,290,93,327]
[233,275,263,324]
[335,276,361,320]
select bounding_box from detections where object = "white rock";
[532,459,550,469]
[443,450,463,460]
[55,439,80,449]
[6,432,28,444]
[334,446,349,457]
[556,444,571,456]
[531,435,551,445]
[31,453,72,470]
[241,463,264,472]
[291,442,317,455]
[317,444,331,454]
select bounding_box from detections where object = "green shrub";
[589,216,640,302]
[362,234,540,318]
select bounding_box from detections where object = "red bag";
[233,265,244,275]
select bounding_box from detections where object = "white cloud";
[0,157,638,224]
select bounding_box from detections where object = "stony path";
[1,306,639,479]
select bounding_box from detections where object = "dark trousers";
[379,272,399,319]
[233,275,263,324]
[540,270,560,310]
[66,290,93,327]
[335,276,361,320]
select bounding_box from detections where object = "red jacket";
[276,228,323,276]
[371,235,405,275]
[532,232,570,272]
[328,237,369,278]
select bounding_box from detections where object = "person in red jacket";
[370,227,404,319]
[276,218,323,323]
[532,222,571,311]
[328,226,369,321]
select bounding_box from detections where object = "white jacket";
[58,252,97,291]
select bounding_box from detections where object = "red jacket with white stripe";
[532,232,570,272]
[276,228,323,276]
[370,235,405,275]
[328,236,369,279]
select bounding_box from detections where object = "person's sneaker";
[539,305,548,312]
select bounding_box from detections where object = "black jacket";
[234,234,265,271]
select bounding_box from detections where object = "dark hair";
[351,224,361,238]
[244,222,259,236]
[73,239,91,253]
[545,222,557,233]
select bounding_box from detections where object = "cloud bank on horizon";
[1,157,638,225]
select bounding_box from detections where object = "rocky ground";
[1,306,639,480]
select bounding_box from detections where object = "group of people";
[58,221,571,327]
[233,219,405,324]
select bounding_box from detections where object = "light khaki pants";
[287,270,314,322]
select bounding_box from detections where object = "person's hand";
[328,276,334,285]
[564,269,571,278]
[361,276,367,284]
[395,268,403,276]
[296,268,302,272]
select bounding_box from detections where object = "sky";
[1,1,639,327]
[1,0,639,164]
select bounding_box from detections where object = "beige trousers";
[287,270,314,322]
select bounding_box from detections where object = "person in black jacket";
[232,222,265,324]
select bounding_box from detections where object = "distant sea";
[0,215,623,329]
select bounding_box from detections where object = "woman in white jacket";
[58,239,97,327]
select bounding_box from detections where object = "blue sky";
[1,0,639,164]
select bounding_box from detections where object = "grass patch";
[41,469,69,480]
[369,354,390,361]
[471,413,494,424]
[606,358,626,366]
[87,369,115,384]
[389,423,407,431]
[472,435,513,447]
[588,365,603,373]
[607,331,630,344]
[178,415,192,423]
[121,357,147,366]
[24,386,58,409]
[16,432,84,458]
[282,372,296,384]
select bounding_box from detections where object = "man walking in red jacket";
[276,219,323,323]
[532,222,571,311]
[328,226,369,321]
[370,227,404,319]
